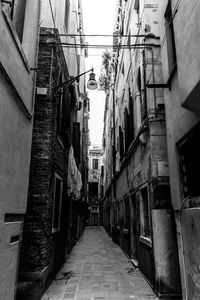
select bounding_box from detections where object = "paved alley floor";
[42,227,158,300]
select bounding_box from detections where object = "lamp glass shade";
[87,72,98,90]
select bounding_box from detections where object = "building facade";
[157,1,200,299]
[0,1,40,299]
[88,145,104,226]
[16,0,89,299]
[103,0,181,298]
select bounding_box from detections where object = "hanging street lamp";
[53,67,97,97]
[87,68,98,90]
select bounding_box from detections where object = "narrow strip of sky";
[82,0,116,145]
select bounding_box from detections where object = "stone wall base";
[16,249,65,300]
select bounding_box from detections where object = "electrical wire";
[59,34,146,37]
[63,49,106,57]
[60,43,160,49]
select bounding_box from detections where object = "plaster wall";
[0,1,39,113]
[0,1,40,299]
[158,0,199,210]
[157,2,200,298]
[40,0,80,77]
[63,0,80,77]
[0,75,33,215]
[159,0,200,101]
[174,1,200,113]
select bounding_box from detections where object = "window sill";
[139,236,152,247]
[2,8,30,73]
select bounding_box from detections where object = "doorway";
[130,193,138,264]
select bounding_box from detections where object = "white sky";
[82,0,117,146]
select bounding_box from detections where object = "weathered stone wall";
[158,1,200,299]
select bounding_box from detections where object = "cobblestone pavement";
[41,227,159,300]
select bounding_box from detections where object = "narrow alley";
[42,227,158,300]
[1,0,200,299]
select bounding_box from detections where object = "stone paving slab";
[41,227,159,300]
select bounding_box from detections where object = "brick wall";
[17,28,71,298]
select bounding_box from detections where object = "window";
[101,166,104,177]
[1,0,26,41]
[165,0,177,76]
[134,0,139,11]
[121,63,124,75]
[137,67,141,94]
[124,197,130,229]
[64,0,70,32]
[124,107,130,153]
[92,158,98,170]
[140,186,151,238]
[139,52,147,120]
[178,122,200,199]
[128,88,134,141]
[89,182,98,198]
[52,174,63,232]
[56,74,70,144]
